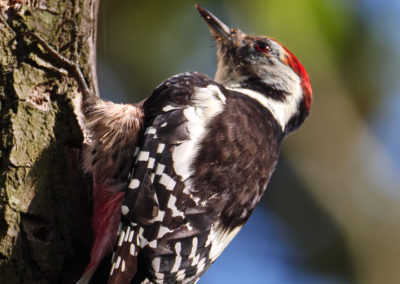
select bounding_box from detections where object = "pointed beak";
[196,4,232,41]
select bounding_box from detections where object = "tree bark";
[0,0,99,282]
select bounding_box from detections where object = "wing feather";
[109,72,227,284]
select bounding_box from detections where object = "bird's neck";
[223,80,303,134]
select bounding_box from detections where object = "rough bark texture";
[0,0,98,282]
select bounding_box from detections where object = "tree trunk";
[0,0,99,282]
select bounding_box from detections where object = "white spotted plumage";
[137,151,150,162]
[159,173,177,191]
[171,242,183,273]
[108,80,228,283]
[128,179,140,190]
[121,205,129,215]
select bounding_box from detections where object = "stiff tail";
[77,180,125,284]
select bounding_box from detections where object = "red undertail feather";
[77,175,125,283]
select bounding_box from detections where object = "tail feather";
[76,267,96,284]
[77,180,125,283]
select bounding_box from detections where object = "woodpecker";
[25,4,311,284]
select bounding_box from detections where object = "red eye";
[256,42,269,53]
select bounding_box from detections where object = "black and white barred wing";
[108,72,228,284]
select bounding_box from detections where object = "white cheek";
[227,62,303,131]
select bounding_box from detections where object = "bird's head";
[196,5,312,134]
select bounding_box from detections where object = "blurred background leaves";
[96,1,400,283]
